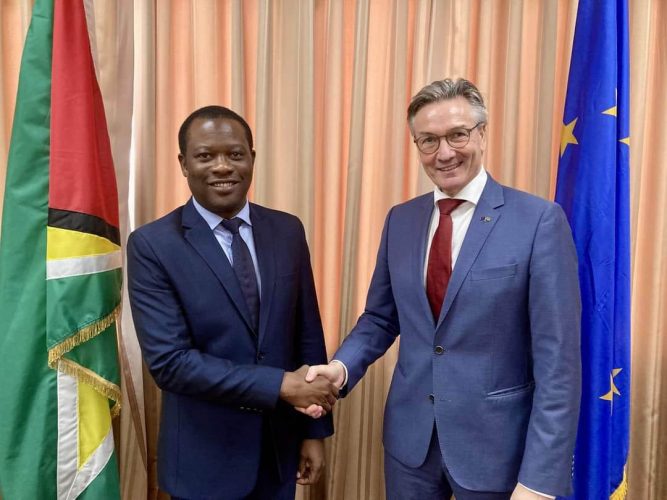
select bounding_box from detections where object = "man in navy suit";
[304,79,581,499]
[127,106,338,499]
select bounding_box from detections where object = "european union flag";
[555,0,630,498]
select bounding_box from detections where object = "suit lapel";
[436,176,505,328]
[412,195,438,325]
[181,200,257,337]
[249,204,275,347]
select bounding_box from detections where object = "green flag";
[0,0,122,498]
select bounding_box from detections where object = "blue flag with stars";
[555,0,630,498]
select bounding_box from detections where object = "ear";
[178,153,188,177]
[478,123,488,151]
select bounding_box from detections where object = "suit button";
[428,394,435,403]
[257,352,265,361]
[434,345,445,355]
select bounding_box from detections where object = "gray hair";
[407,78,488,131]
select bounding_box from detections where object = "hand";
[280,365,339,412]
[295,403,326,419]
[296,439,325,485]
[510,483,553,500]
[295,362,347,418]
[305,362,346,387]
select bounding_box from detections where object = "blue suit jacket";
[127,199,333,499]
[334,175,581,496]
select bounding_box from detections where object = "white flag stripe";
[57,369,116,500]
[56,371,79,500]
[47,251,121,280]
[66,429,115,499]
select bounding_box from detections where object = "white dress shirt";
[191,197,262,296]
[423,168,488,285]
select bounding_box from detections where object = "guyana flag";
[0,0,122,498]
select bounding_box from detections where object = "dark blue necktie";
[220,218,259,331]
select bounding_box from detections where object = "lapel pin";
[481,216,493,222]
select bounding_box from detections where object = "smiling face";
[179,117,255,219]
[412,96,486,196]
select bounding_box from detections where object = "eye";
[229,150,245,161]
[447,130,468,143]
[418,135,438,147]
[196,152,212,161]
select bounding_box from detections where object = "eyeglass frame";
[413,121,485,154]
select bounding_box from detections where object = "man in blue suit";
[304,79,581,499]
[127,106,338,499]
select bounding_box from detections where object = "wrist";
[329,360,347,387]
[279,370,296,400]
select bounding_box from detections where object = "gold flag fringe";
[47,305,120,366]
[610,467,628,500]
[58,358,121,417]
[48,304,122,417]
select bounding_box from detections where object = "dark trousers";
[384,425,513,500]
[244,422,296,500]
[173,420,296,500]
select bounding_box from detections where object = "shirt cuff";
[329,359,348,388]
[519,483,555,499]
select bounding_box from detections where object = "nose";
[212,154,233,170]
[435,139,456,161]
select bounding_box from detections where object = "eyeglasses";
[413,122,484,154]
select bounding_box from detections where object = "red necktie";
[426,198,465,321]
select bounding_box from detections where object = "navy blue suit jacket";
[127,199,333,499]
[334,175,581,496]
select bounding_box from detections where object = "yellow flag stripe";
[72,429,115,497]
[47,226,119,260]
[77,381,111,469]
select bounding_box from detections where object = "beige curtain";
[0,0,33,226]
[627,1,667,499]
[0,1,665,499]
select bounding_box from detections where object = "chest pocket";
[470,263,517,281]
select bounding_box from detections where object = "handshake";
[279,363,346,419]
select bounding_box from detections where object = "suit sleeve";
[518,203,582,494]
[127,230,285,409]
[333,208,401,393]
[293,222,334,438]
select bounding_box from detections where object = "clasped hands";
[280,363,345,418]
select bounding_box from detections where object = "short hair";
[178,105,254,155]
[407,78,488,131]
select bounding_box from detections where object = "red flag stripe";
[49,0,119,227]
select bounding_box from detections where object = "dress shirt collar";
[191,197,253,230]
[432,167,488,207]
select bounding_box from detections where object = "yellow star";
[600,368,622,401]
[603,105,617,116]
[603,89,618,116]
[601,90,629,146]
[560,118,579,157]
